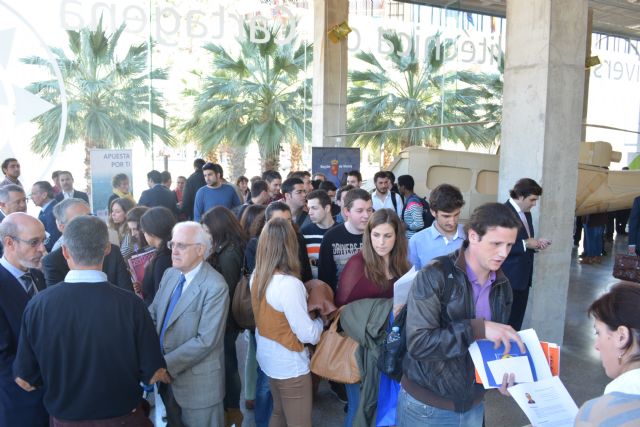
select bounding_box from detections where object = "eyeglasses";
[11,236,49,247]
[167,241,202,251]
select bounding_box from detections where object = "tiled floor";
[160,235,626,426]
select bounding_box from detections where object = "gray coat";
[149,263,229,409]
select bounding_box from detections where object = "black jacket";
[42,243,134,292]
[402,248,512,411]
[138,184,178,216]
[181,171,206,220]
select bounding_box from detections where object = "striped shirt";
[300,222,333,279]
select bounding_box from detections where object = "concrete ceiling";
[397,0,640,40]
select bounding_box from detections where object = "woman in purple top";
[335,209,411,427]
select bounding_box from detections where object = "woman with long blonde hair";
[251,217,323,427]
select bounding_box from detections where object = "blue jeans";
[396,388,484,427]
[344,382,360,427]
[255,365,273,427]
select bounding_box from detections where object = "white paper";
[487,356,535,384]
[508,376,578,427]
[393,266,417,307]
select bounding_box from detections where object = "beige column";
[312,0,348,147]
[498,0,589,344]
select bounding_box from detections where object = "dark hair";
[250,180,269,198]
[362,209,410,287]
[64,216,109,266]
[288,171,308,181]
[108,197,136,230]
[33,181,54,199]
[160,171,171,184]
[337,185,354,202]
[347,170,362,182]
[201,206,247,252]
[202,162,223,177]
[1,158,17,173]
[126,206,149,223]
[52,170,61,180]
[281,177,304,195]
[387,171,396,184]
[306,189,331,208]
[236,176,248,186]
[373,171,389,183]
[343,188,371,211]
[464,203,520,240]
[111,173,129,188]
[429,184,465,213]
[589,282,640,364]
[310,179,321,190]
[319,181,337,192]
[140,207,176,253]
[509,178,543,199]
[193,158,206,169]
[240,204,266,238]
[147,170,162,184]
[262,170,282,183]
[265,201,291,221]
[397,175,415,191]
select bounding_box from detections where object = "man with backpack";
[371,171,403,217]
[398,203,525,426]
[408,184,466,269]
[397,175,434,239]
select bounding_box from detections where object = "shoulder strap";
[437,255,457,308]
[390,190,398,212]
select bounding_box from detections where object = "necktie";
[21,272,36,299]
[159,274,186,351]
[518,211,531,238]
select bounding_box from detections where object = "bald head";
[0,213,46,270]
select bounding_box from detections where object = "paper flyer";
[470,329,552,389]
[393,266,417,308]
[508,376,578,427]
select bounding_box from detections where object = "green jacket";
[341,298,393,427]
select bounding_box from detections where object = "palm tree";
[182,22,312,175]
[22,18,173,190]
[347,30,502,166]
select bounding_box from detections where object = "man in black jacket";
[181,159,206,220]
[399,203,525,427]
[138,170,179,216]
[42,198,133,291]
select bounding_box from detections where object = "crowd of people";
[0,155,639,427]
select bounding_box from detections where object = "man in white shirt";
[54,171,89,203]
[371,171,403,217]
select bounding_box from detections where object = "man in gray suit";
[149,221,229,426]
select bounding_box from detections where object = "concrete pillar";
[498,0,588,344]
[312,0,348,147]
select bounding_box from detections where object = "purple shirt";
[465,264,496,321]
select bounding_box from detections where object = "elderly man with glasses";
[149,221,229,427]
[0,213,48,426]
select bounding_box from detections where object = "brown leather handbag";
[613,253,640,283]
[310,309,361,384]
[231,265,255,330]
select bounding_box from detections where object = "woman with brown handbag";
[251,217,323,427]
[336,208,411,427]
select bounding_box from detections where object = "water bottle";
[387,326,401,344]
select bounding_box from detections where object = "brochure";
[508,376,578,427]
[127,248,156,283]
[393,266,417,308]
[470,329,552,389]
